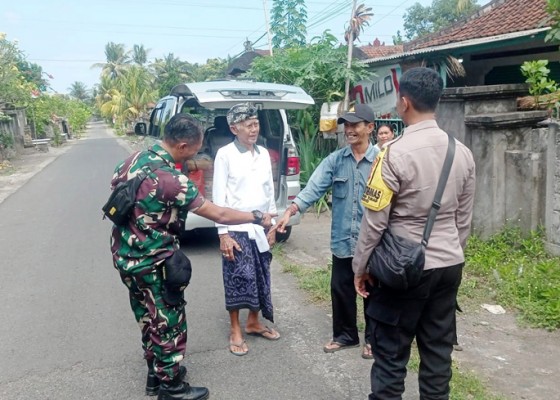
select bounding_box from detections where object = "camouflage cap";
[226,102,258,125]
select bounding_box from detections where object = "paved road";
[0,121,418,399]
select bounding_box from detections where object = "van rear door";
[170,81,314,110]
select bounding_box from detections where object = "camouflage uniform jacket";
[110,144,205,275]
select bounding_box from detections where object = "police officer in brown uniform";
[352,67,476,399]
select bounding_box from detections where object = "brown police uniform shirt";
[352,119,476,275]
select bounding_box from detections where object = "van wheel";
[276,226,292,242]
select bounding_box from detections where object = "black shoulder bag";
[367,134,456,290]
[102,161,165,226]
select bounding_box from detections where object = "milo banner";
[351,65,401,119]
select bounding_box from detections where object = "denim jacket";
[293,143,379,259]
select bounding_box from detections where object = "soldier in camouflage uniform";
[110,114,275,400]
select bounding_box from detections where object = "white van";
[135,80,314,241]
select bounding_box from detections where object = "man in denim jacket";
[277,104,379,359]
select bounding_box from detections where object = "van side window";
[266,110,284,139]
[150,98,176,137]
[149,103,165,137]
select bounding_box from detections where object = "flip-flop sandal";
[245,326,281,341]
[323,340,360,353]
[229,340,249,356]
[362,344,374,360]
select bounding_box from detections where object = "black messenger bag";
[367,134,456,290]
[102,161,164,226]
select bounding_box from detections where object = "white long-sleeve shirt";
[212,139,277,251]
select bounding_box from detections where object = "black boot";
[157,380,209,400]
[146,361,187,396]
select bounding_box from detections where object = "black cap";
[337,104,375,124]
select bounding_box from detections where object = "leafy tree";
[546,0,560,42]
[393,30,404,45]
[68,81,90,102]
[0,33,35,107]
[17,61,49,92]
[30,94,92,138]
[247,31,370,138]
[271,0,307,48]
[403,0,479,40]
[187,58,229,82]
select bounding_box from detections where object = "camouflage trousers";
[119,266,187,382]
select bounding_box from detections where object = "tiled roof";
[359,37,404,59]
[405,0,551,52]
[359,44,404,58]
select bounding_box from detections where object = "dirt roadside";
[2,135,558,399]
[0,143,74,205]
[283,212,560,400]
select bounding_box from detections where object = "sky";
[2,0,433,94]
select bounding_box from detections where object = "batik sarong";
[222,231,274,322]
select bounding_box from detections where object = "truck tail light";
[285,148,300,176]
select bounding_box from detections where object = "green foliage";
[449,362,507,400]
[0,33,36,107]
[0,131,14,149]
[92,42,131,81]
[68,81,91,102]
[186,58,229,83]
[271,0,307,48]
[520,60,558,107]
[403,0,479,40]
[248,31,370,123]
[392,30,404,45]
[152,52,190,98]
[17,60,49,92]
[30,95,92,137]
[546,0,560,42]
[465,228,560,330]
[282,262,332,303]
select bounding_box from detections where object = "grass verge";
[463,228,560,330]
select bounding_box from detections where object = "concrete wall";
[545,122,560,255]
[437,84,560,255]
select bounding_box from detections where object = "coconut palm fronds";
[345,4,374,44]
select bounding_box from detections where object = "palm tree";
[132,44,149,66]
[68,81,90,102]
[344,3,374,44]
[152,53,191,97]
[118,66,158,123]
[92,42,131,80]
[100,66,158,130]
[343,2,374,110]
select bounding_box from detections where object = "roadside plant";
[520,60,558,110]
[0,131,14,149]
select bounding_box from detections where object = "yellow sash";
[361,148,394,211]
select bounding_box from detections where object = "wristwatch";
[251,210,264,225]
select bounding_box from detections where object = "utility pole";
[263,0,274,56]
[343,0,358,111]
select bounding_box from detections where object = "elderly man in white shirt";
[212,103,280,357]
